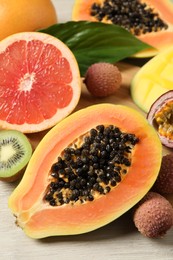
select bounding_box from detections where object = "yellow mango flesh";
[131,46,173,113]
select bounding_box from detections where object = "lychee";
[133,192,173,238]
[152,153,173,194]
[84,62,122,97]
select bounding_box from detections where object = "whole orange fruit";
[0,0,58,40]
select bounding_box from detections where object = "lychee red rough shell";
[152,154,173,194]
[133,192,173,238]
[84,62,122,97]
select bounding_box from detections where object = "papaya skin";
[8,104,162,238]
[72,0,173,57]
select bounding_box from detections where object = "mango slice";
[131,46,173,113]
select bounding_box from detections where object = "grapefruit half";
[0,32,81,133]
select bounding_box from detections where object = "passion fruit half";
[147,90,173,148]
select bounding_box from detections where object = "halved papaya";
[72,0,173,57]
[8,104,162,238]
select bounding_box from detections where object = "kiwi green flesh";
[0,130,32,179]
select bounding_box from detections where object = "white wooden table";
[0,1,173,259]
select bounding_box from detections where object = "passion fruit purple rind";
[147,90,173,148]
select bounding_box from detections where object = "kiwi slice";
[0,130,32,182]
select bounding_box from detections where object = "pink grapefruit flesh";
[0,32,81,133]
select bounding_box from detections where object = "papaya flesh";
[72,0,173,57]
[8,104,162,238]
[131,46,173,113]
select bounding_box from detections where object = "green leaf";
[40,21,152,76]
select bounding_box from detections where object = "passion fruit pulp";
[147,90,173,148]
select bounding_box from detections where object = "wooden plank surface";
[0,1,173,259]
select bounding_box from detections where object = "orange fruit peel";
[0,0,58,40]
